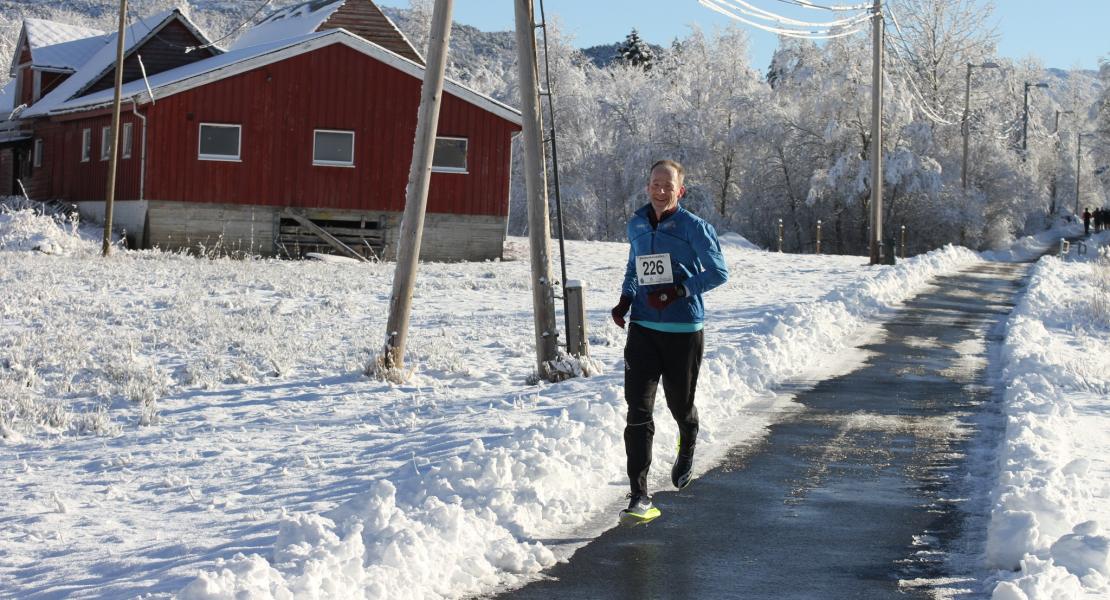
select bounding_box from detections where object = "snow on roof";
[34,28,522,126]
[229,0,346,51]
[47,29,334,112]
[23,18,103,51]
[22,9,194,119]
[30,34,109,72]
[9,19,105,77]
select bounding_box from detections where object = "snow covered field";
[987,231,1110,599]
[1,203,1101,599]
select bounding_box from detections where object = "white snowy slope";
[987,231,1110,600]
[0,204,982,599]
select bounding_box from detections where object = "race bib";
[636,253,673,285]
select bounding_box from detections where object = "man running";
[610,159,729,525]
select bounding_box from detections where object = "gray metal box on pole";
[564,280,588,358]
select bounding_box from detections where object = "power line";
[705,0,870,28]
[719,0,871,28]
[125,0,273,53]
[185,0,273,52]
[773,0,874,12]
[699,0,869,39]
[885,45,957,125]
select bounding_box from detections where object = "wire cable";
[716,0,871,28]
[699,0,868,39]
[125,0,273,53]
[185,0,273,52]
[774,0,873,11]
[884,40,958,125]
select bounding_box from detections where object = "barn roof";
[231,0,423,65]
[230,1,345,51]
[26,28,522,126]
[30,34,110,73]
[21,9,213,119]
[10,19,106,76]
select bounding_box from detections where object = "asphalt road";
[490,260,1031,600]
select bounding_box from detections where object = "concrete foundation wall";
[74,200,149,249]
[130,201,504,261]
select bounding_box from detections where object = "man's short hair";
[651,159,685,182]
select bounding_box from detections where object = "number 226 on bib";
[636,253,673,286]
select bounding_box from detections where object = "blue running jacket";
[621,204,729,325]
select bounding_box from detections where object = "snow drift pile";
[988,233,1110,599]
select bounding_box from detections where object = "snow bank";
[718,231,762,251]
[180,244,982,599]
[987,236,1110,598]
[980,222,1083,263]
[0,200,100,256]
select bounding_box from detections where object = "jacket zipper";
[651,229,663,320]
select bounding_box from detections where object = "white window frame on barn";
[81,128,91,162]
[431,137,468,174]
[33,138,43,168]
[312,129,355,167]
[198,123,242,162]
[122,123,133,159]
[100,126,111,161]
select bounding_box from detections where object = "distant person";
[1083,208,1092,236]
[610,159,729,525]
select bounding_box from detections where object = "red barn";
[0,1,522,260]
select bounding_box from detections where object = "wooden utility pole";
[382,0,454,371]
[513,0,559,377]
[868,0,884,265]
[102,0,128,257]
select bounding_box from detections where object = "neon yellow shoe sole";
[619,505,661,526]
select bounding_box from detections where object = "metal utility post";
[382,0,454,371]
[1022,82,1048,153]
[536,0,581,359]
[102,0,128,257]
[961,64,971,189]
[1075,132,1086,215]
[1054,109,1072,135]
[1050,110,1073,215]
[961,62,999,189]
[514,0,559,377]
[868,0,884,265]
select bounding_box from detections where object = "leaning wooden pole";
[382,0,454,371]
[102,0,128,257]
[513,0,559,378]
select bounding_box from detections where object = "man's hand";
[611,295,632,329]
[647,285,686,310]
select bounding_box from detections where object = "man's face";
[647,166,684,216]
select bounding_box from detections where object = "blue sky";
[376,1,1109,72]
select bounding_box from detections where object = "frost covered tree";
[404,0,434,58]
[889,0,998,117]
[615,28,655,70]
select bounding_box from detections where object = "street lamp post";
[1022,81,1049,153]
[961,61,1000,189]
[1076,132,1093,215]
[1050,110,1074,215]
[1054,109,1073,135]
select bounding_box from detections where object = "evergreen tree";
[615,28,655,70]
